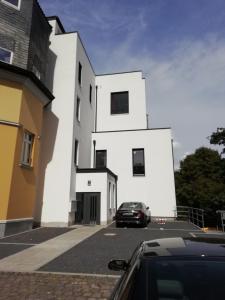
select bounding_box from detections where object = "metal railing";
[176,206,205,228]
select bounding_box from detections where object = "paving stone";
[0,272,118,300]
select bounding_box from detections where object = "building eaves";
[93,128,171,134]
[96,70,143,77]
[47,16,65,33]
[76,168,118,181]
[0,61,55,104]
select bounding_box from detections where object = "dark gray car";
[115,202,151,227]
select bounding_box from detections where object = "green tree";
[210,127,225,154]
[175,147,225,225]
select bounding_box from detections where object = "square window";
[21,131,34,166]
[111,91,129,114]
[132,149,145,176]
[76,97,81,121]
[78,62,82,85]
[0,47,13,64]
[96,150,107,168]
[1,0,20,9]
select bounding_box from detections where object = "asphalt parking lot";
[0,227,73,260]
[39,221,203,275]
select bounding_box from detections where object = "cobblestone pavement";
[0,272,118,300]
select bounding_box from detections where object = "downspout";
[95,85,98,132]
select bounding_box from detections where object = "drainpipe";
[95,85,98,132]
[93,140,96,168]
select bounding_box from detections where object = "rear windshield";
[120,202,142,209]
[123,258,225,300]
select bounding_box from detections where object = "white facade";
[35,17,176,226]
[96,72,147,131]
[92,129,176,217]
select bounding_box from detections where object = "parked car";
[108,237,225,300]
[115,202,151,227]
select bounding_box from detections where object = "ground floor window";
[132,148,145,176]
[21,131,34,166]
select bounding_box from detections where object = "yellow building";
[0,62,54,237]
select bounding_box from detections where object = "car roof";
[141,237,225,258]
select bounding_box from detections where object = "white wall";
[76,172,116,224]
[36,20,95,226]
[92,129,176,217]
[96,72,147,131]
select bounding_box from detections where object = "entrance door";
[75,193,100,225]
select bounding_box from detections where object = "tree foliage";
[175,147,225,223]
[210,127,225,154]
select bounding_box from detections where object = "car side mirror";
[146,207,149,210]
[108,259,129,271]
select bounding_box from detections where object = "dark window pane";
[111,91,129,114]
[96,150,107,168]
[78,62,82,85]
[74,140,79,165]
[89,85,92,103]
[132,149,145,175]
[0,48,11,63]
[3,0,19,7]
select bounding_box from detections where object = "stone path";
[0,272,118,300]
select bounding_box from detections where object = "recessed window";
[1,0,21,9]
[78,62,82,85]
[96,150,107,168]
[89,84,92,103]
[111,91,129,114]
[132,149,145,176]
[74,140,79,166]
[0,47,13,64]
[76,97,81,121]
[21,131,34,166]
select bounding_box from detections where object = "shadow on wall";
[33,108,59,225]
[33,47,58,225]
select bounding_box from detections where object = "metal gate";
[75,193,100,225]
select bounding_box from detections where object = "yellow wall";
[0,80,22,123]
[0,125,18,219]
[0,80,44,220]
[7,86,43,219]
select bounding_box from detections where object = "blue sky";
[39,0,225,168]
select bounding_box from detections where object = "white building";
[35,16,176,227]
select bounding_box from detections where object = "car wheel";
[142,218,147,228]
[116,222,121,228]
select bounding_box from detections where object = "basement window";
[1,0,21,9]
[132,148,145,176]
[21,131,34,167]
[0,47,13,64]
[111,91,129,114]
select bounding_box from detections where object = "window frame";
[0,46,13,64]
[1,0,21,10]
[76,96,81,122]
[96,150,107,169]
[132,148,145,176]
[20,131,34,167]
[78,62,82,86]
[111,91,129,115]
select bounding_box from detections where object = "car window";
[120,202,142,209]
[124,257,225,300]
